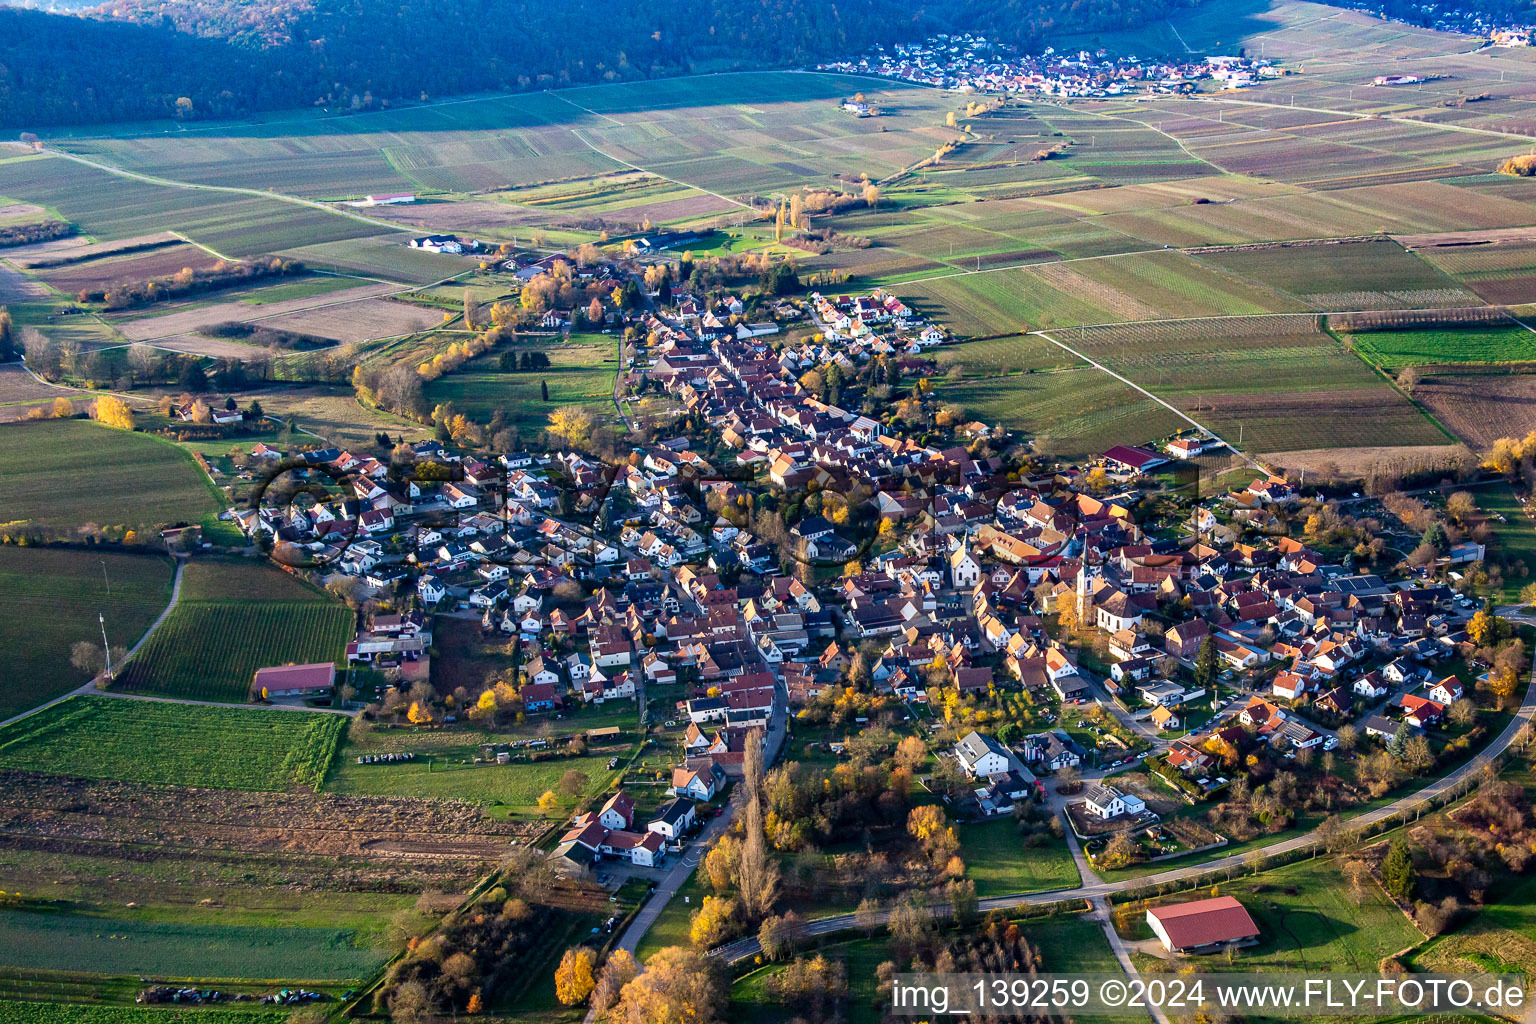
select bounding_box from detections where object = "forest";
[0,0,1196,127]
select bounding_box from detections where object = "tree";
[854,897,882,936]
[1100,831,1136,869]
[558,768,590,799]
[70,639,104,677]
[1194,637,1219,690]
[90,394,135,430]
[862,183,880,210]
[612,946,726,1024]
[702,833,741,892]
[591,949,640,1014]
[1335,723,1358,752]
[178,360,208,392]
[536,790,560,813]
[758,912,805,961]
[688,894,739,947]
[738,729,778,920]
[389,981,429,1024]
[1381,839,1415,901]
[554,946,596,1005]
[894,735,927,774]
[946,877,978,927]
[541,379,550,402]
[549,405,595,447]
[407,701,433,725]
[1402,735,1435,774]
[1448,697,1477,727]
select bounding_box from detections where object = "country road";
[708,668,1536,964]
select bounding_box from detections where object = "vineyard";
[116,602,353,702]
[0,696,344,791]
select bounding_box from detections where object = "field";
[0,908,386,982]
[1128,854,1421,972]
[1345,324,1536,370]
[422,334,618,433]
[955,821,1081,897]
[0,419,220,533]
[0,155,388,260]
[941,369,1183,456]
[0,548,174,722]
[0,1003,285,1024]
[1413,371,1536,450]
[116,560,353,702]
[109,280,407,343]
[325,745,622,816]
[0,696,345,792]
[0,366,70,422]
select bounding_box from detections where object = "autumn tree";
[688,895,739,947]
[548,405,596,448]
[738,729,779,920]
[590,949,640,1015]
[554,946,597,1005]
[90,394,135,430]
[536,790,560,813]
[613,946,727,1024]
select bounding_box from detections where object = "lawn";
[0,547,174,721]
[0,419,221,533]
[0,696,344,792]
[956,820,1081,897]
[1347,325,1536,370]
[1128,854,1422,973]
[116,559,353,702]
[1470,481,1536,603]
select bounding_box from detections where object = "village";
[208,236,1527,909]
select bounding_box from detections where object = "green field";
[0,548,173,721]
[0,696,344,791]
[0,420,220,533]
[955,821,1081,898]
[116,560,352,702]
[422,334,618,434]
[1347,324,1536,370]
[940,369,1186,456]
[1128,855,1422,973]
[0,1002,286,1024]
[0,908,385,982]
[325,744,621,815]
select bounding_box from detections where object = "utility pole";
[98,612,113,683]
[101,559,110,595]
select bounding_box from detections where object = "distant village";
[817,33,1287,99]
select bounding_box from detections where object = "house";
[950,546,981,588]
[1272,671,1309,702]
[1021,730,1083,772]
[1083,784,1146,820]
[648,798,697,841]
[1365,714,1406,740]
[1146,896,1260,953]
[953,730,1013,779]
[1354,673,1390,699]
[409,234,463,254]
[252,662,334,700]
[522,681,560,713]
[597,791,636,831]
[672,760,727,801]
[1428,676,1464,704]
[1150,705,1181,731]
[598,829,666,867]
[1165,619,1211,660]
[1400,693,1445,728]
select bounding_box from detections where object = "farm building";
[252,662,335,700]
[1102,445,1168,474]
[1146,896,1260,953]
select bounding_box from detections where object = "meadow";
[0,696,345,791]
[325,745,623,817]
[955,821,1080,897]
[0,908,385,982]
[116,560,353,702]
[0,1003,285,1024]
[0,548,174,721]
[940,369,1185,456]
[422,334,618,433]
[1345,324,1536,369]
[0,419,221,532]
[1124,855,1421,973]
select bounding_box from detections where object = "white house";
[950,546,981,588]
[953,730,1012,779]
[1083,785,1146,820]
[647,798,696,841]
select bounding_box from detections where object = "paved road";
[709,669,1536,964]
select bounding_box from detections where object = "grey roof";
[652,798,692,826]
[1083,784,1122,807]
[955,729,1007,767]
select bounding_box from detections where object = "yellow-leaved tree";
[91,395,135,430]
[554,946,596,1006]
